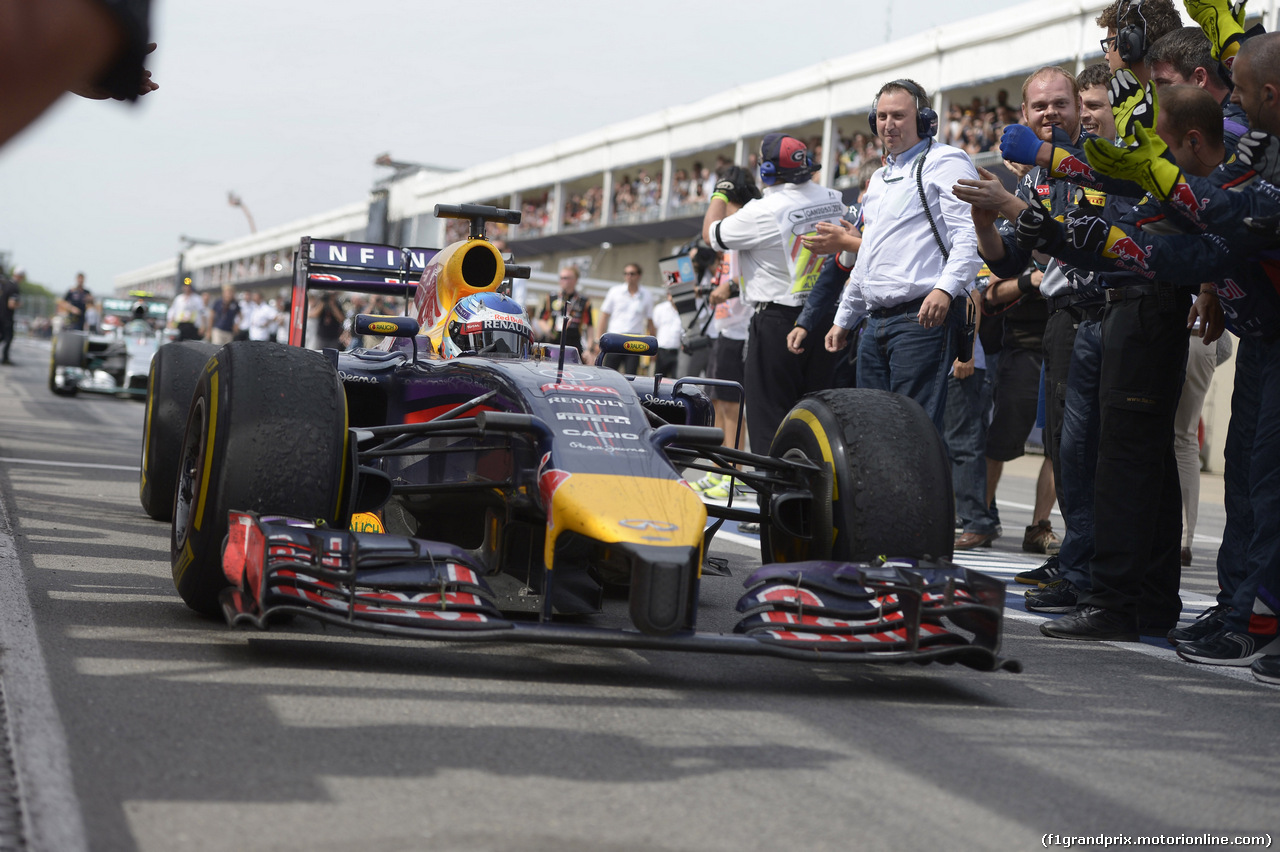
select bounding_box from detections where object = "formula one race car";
[139,204,1019,673]
[50,294,171,399]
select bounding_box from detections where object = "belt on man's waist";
[1103,283,1189,303]
[868,295,926,319]
[754,301,803,315]
[1046,292,1104,314]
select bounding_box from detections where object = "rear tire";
[763,388,953,564]
[49,332,87,396]
[171,341,349,616]
[139,342,220,521]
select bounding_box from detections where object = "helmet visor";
[449,324,532,359]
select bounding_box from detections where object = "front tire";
[139,342,220,521]
[763,388,953,564]
[49,332,87,396]
[171,342,349,616]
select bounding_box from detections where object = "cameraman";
[309,290,346,350]
[702,138,844,455]
[675,240,719,379]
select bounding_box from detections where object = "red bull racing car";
[139,204,1019,673]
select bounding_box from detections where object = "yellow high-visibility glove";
[1108,69,1157,144]
[1084,124,1183,200]
[1184,0,1247,62]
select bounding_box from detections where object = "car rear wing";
[287,236,441,347]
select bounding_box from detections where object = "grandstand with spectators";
[123,0,1176,304]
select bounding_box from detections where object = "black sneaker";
[1025,579,1079,613]
[1014,555,1061,587]
[1166,603,1230,645]
[1251,654,1280,685]
[1176,630,1280,666]
[1039,605,1139,642]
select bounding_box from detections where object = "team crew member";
[1017,35,1280,667]
[997,0,1203,642]
[825,79,982,431]
[59,272,91,331]
[1148,26,1250,151]
[599,263,655,374]
[703,133,844,455]
[651,294,683,377]
[537,266,594,357]
[245,292,278,342]
[693,249,754,501]
[167,280,207,341]
[0,267,21,365]
[208,284,242,345]
[954,66,1102,598]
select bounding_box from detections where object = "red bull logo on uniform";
[1167,181,1209,223]
[1106,235,1153,272]
[1054,154,1095,182]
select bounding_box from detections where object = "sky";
[0,0,1030,297]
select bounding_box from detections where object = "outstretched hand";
[953,166,1023,222]
[1063,199,1113,254]
[1236,130,1276,175]
[1000,124,1045,166]
[1108,68,1157,142]
[802,220,861,255]
[1013,198,1061,253]
[1083,124,1180,199]
[1184,0,1248,60]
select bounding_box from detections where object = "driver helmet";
[442,291,534,359]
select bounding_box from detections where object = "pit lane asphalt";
[0,336,1276,852]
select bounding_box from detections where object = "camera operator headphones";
[1116,0,1148,65]
[867,79,939,139]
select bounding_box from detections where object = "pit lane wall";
[113,0,1271,473]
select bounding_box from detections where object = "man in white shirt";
[651,295,683,377]
[599,263,655,373]
[246,291,279,342]
[703,135,844,454]
[166,281,207,341]
[824,79,982,431]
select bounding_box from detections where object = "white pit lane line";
[0,485,91,851]
[0,457,139,472]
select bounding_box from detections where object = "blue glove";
[1001,124,1044,166]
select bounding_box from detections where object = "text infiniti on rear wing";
[287,237,441,347]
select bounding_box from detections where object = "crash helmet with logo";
[442,291,534,359]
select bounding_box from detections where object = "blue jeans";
[1057,316,1102,592]
[1218,335,1280,633]
[945,369,997,535]
[857,300,960,433]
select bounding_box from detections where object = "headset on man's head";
[758,137,817,186]
[1116,0,1148,64]
[867,79,939,139]
[759,157,816,185]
